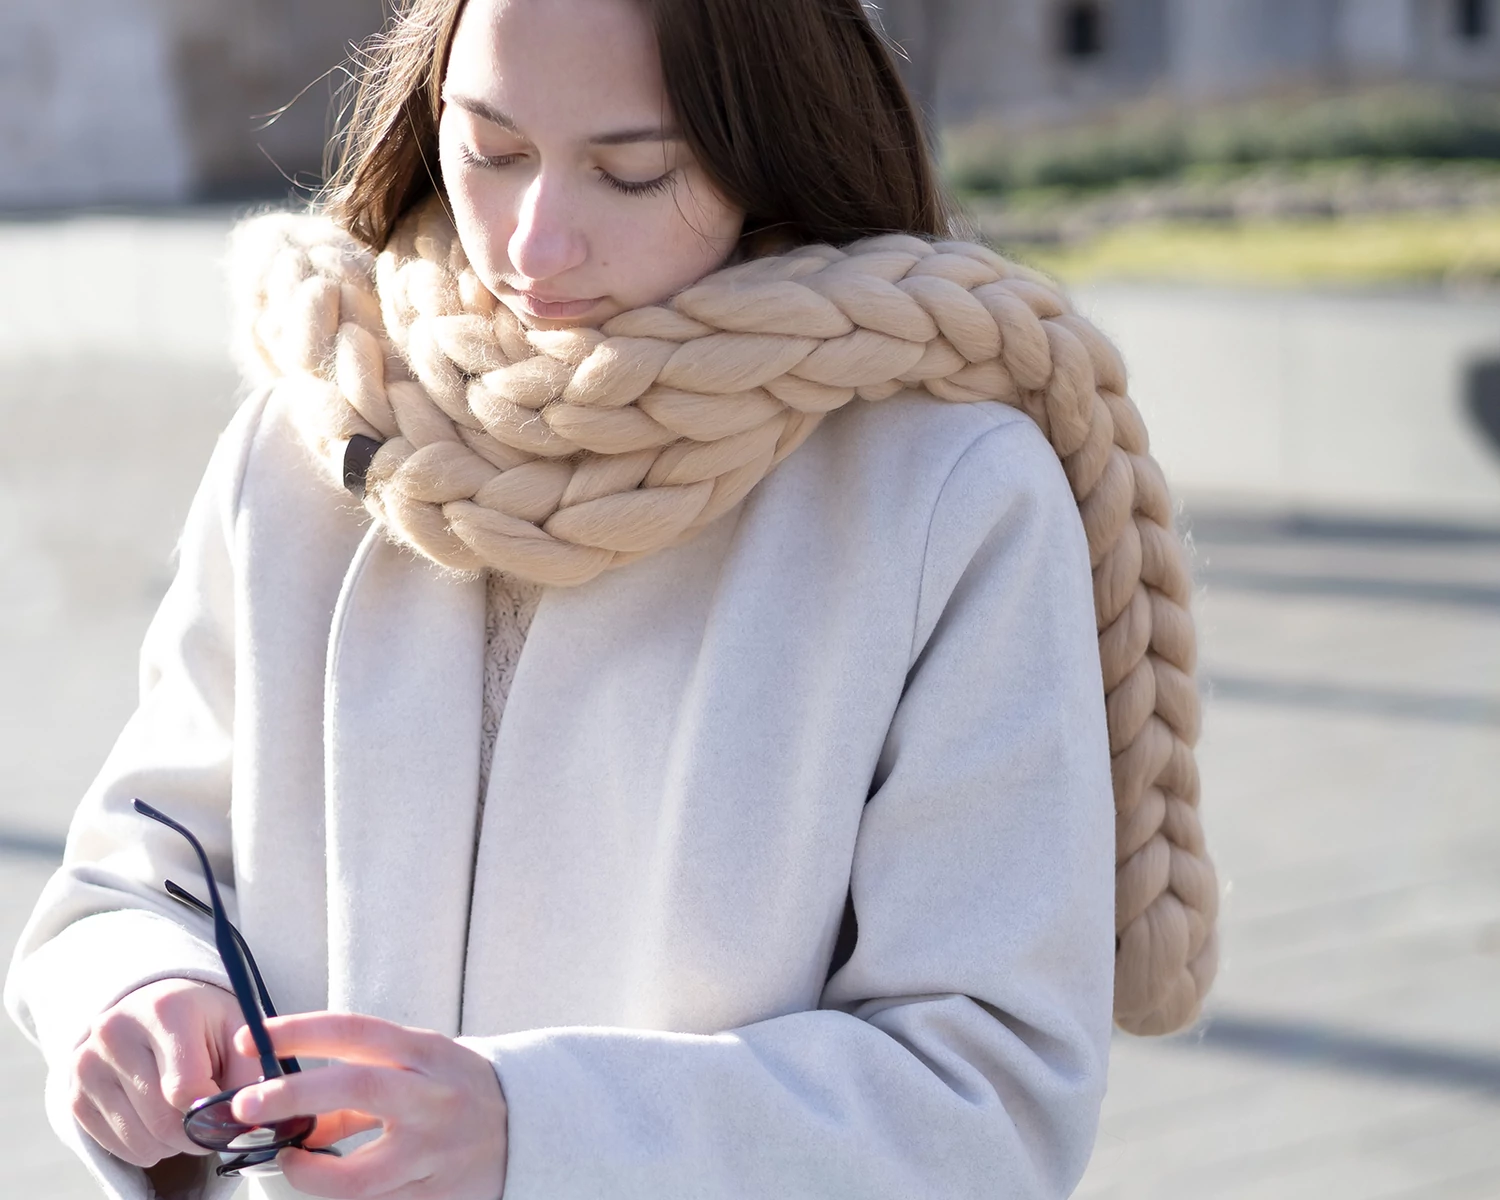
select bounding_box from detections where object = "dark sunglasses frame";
[132,799,335,1177]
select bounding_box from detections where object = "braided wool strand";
[232,198,1218,1035]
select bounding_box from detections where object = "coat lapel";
[322,527,485,1034]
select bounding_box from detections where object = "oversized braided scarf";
[232,196,1217,1036]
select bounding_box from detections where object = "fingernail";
[236,1089,262,1120]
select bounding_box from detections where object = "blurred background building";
[880,0,1500,125]
[0,0,383,208]
[7,1,1500,208]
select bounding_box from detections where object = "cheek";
[601,225,694,308]
[447,176,518,275]
[438,139,517,279]
[614,189,742,303]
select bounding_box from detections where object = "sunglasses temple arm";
[163,883,280,1017]
[163,883,302,1075]
[132,801,282,1080]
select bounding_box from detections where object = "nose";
[507,170,587,284]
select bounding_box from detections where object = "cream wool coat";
[6,377,1116,1200]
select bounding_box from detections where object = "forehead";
[445,0,668,133]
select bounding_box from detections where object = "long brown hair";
[321,0,961,251]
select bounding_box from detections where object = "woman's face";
[438,0,746,330]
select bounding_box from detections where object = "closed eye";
[598,169,676,198]
[458,144,675,198]
[458,145,525,171]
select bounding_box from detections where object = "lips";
[510,289,603,319]
[519,289,584,303]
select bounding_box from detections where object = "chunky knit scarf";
[231,196,1217,1036]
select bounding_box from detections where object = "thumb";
[220,1022,265,1092]
[158,1050,220,1111]
[152,1005,225,1111]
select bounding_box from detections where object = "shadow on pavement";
[0,831,67,860]
[1205,673,1500,726]
[1169,1011,1500,1099]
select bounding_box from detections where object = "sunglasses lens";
[184,1089,316,1153]
[216,1148,285,1178]
[215,1143,342,1178]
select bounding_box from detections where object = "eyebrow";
[444,92,683,146]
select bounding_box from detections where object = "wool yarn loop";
[232,197,1218,1035]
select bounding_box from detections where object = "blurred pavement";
[1078,281,1500,522]
[1,212,243,1198]
[2,213,1498,1197]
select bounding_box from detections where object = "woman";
[5,0,1216,1197]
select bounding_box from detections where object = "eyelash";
[458,145,675,198]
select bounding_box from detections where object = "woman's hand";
[69,978,257,1166]
[231,1012,508,1200]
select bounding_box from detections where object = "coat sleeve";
[2,392,271,1200]
[459,415,1117,1200]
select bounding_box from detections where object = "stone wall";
[155,0,387,198]
[1169,0,1500,98]
[878,0,1500,129]
[1411,0,1500,84]
[0,0,384,209]
[0,0,191,208]
[1169,0,1342,100]
[7,0,1500,209]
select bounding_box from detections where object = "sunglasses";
[133,799,338,1177]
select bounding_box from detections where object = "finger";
[218,1036,266,1093]
[72,1087,141,1165]
[141,987,231,1111]
[232,1063,422,1126]
[301,1109,382,1149]
[235,1012,445,1071]
[212,1009,265,1094]
[280,1136,419,1200]
[94,1030,206,1156]
[78,1075,183,1168]
[74,1042,191,1165]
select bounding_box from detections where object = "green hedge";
[945,88,1500,195]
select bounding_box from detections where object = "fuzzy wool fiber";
[230,196,1217,1035]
